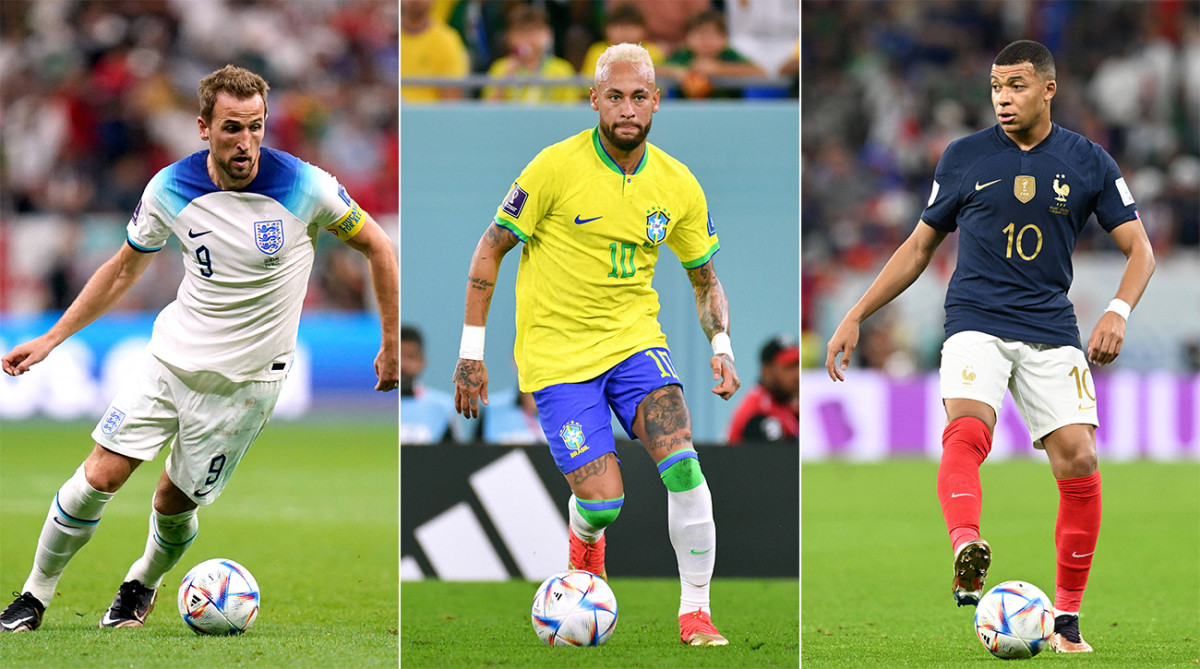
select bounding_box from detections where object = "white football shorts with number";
[93,352,282,505]
[940,330,1099,448]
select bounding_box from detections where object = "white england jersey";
[127,148,365,382]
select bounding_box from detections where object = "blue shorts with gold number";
[533,347,682,474]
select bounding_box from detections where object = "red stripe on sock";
[1055,471,1101,613]
[937,416,993,553]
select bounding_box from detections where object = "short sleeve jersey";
[127,148,365,382]
[920,124,1137,348]
[494,127,719,392]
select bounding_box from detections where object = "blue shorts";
[533,347,682,474]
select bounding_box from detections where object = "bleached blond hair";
[594,43,655,86]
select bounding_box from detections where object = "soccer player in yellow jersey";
[452,43,740,647]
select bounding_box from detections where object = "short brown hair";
[198,65,270,123]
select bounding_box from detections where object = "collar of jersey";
[591,126,648,176]
[994,122,1059,152]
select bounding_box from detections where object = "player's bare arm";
[826,221,949,381]
[1086,216,1155,367]
[453,223,520,418]
[2,243,154,376]
[685,261,739,400]
[341,212,400,391]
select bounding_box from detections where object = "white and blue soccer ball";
[974,580,1054,659]
[531,569,618,646]
[177,558,260,635]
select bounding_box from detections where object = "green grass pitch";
[401,577,798,667]
[802,460,1200,667]
[0,420,398,668]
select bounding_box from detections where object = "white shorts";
[939,331,1098,449]
[92,352,282,505]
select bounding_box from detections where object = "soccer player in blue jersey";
[0,66,399,632]
[825,40,1155,653]
[452,43,740,646]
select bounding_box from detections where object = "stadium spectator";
[725,334,800,444]
[609,0,710,54]
[482,5,583,104]
[400,325,461,444]
[825,40,1156,653]
[400,0,470,102]
[660,10,765,99]
[0,64,399,633]
[453,44,740,646]
[724,0,800,76]
[580,4,665,78]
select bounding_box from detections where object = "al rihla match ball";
[974,580,1054,659]
[177,558,260,635]
[530,569,618,647]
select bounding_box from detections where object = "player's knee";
[657,449,705,493]
[575,495,623,529]
[83,446,137,493]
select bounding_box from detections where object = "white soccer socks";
[125,507,199,590]
[667,480,716,617]
[23,466,114,606]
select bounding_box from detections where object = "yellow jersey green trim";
[591,126,648,176]
[493,216,529,242]
[681,242,720,269]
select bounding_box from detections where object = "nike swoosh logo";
[1078,404,1096,411]
[975,179,1002,191]
[689,547,713,555]
[951,493,976,498]
[574,215,602,225]
[188,229,213,238]
[1072,551,1094,559]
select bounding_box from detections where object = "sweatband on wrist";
[459,325,485,360]
[710,332,733,361]
[1104,298,1131,321]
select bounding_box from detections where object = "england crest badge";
[254,219,284,255]
[101,408,126,435]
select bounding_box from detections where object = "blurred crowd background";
[0,0,399,314]
[400,0,799,102]
[801,0,1200,372]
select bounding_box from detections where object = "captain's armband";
[326,202,366,241]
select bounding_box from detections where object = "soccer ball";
[974,580,1054,659]
[530,570,618,646]
[177,558,260,635]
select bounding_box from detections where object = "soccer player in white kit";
[0,65,399,632]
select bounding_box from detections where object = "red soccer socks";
[937,416,993,553]
[1054,471,1101,614]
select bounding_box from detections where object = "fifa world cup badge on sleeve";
[101,408,126,435]
[254,220,284,255]
[502,184,529,218]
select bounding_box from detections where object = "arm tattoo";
[467,276,494,291]
[687,264,729,341]
[483,223,519,253]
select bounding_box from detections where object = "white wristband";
[1104,298,1131,321]
[459,325,485,360]
[710,332,733,361]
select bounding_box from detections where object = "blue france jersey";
[920,124,1138,348]
[127,148,361,381]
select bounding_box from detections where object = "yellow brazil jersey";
[400,21,469,103]
[494,127,719,392]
